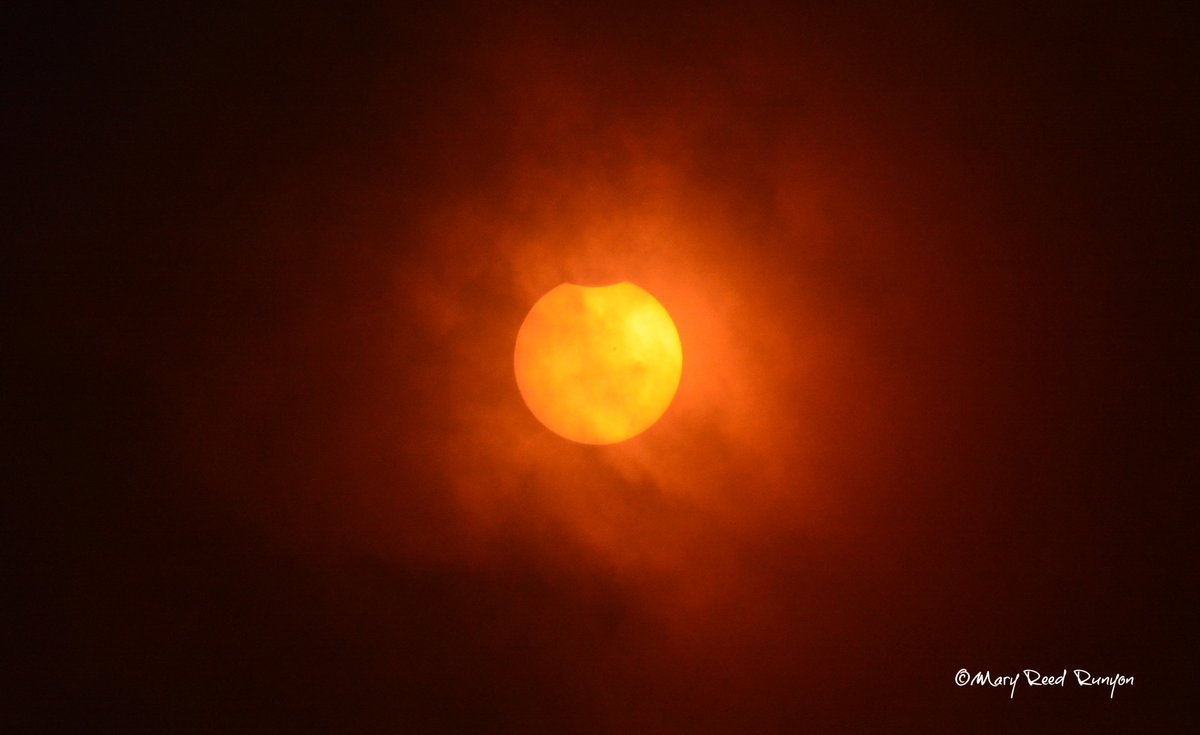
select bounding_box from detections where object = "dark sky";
[9,1,1198,731]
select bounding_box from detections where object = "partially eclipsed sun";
[514,282,683,445]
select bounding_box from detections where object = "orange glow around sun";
[514,281,683,445]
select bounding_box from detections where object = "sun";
[514,282,683,445]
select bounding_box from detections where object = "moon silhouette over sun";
[514,282,683,445]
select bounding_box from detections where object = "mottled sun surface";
[514,282,682,444]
